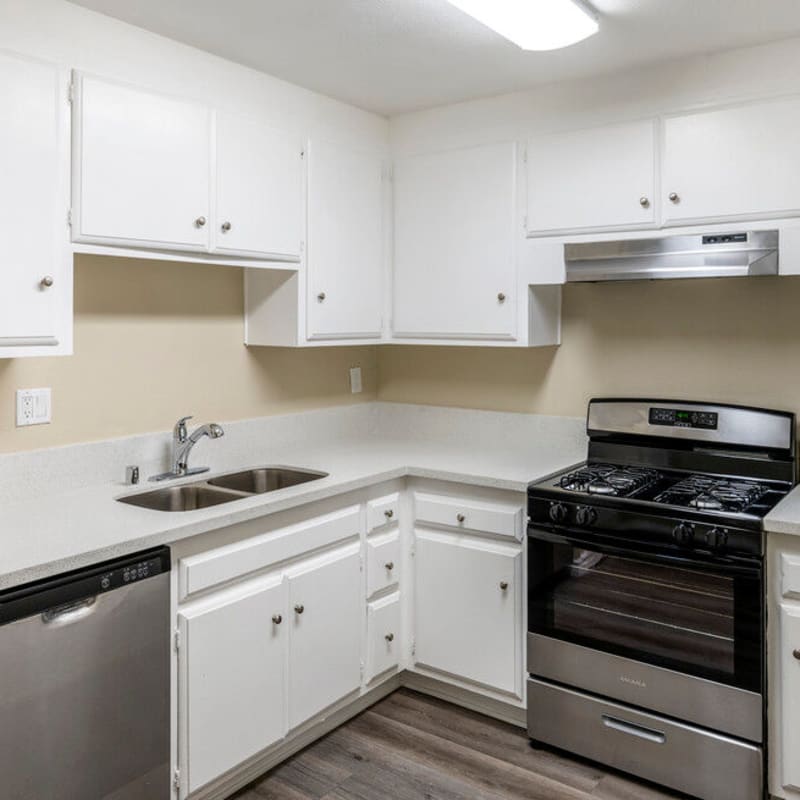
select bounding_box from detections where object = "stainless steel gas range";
[527,399,796,800]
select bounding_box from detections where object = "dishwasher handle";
[41,596,97,626]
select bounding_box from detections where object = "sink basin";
[118,484,243,512]
[208,467,328,494]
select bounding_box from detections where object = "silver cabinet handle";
[385,562,395,571]
[602,715,666,744]
[272,614,282,625]
[384,509,394,519]
[639,196,650,208]
[500,581,509,591]
[497,292,506,302]
[385,633,394,642]
[195,216,207,227]
[456,513,466,523]
[317,292,326,302]
[668,192,680,204]
[294,604,305,615]
[793,648,800,660]
[221,221,232,232]
[40,275,54,288]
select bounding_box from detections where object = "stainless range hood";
[564,230,779,282]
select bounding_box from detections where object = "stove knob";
[576,506,597,527]
[549,502,568,524]
[705,527,729,551]
[672,522,695,546]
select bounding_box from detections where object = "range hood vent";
[565,230,779,282]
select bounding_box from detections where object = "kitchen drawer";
[781,553,800,600]
[527,678,761,800]
[414,492,524,541]
[366,531,401,597]
[178,505,361,602]
[366,592,401,682]
[367,493,400,533]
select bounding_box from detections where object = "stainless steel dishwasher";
[0,547,171,800]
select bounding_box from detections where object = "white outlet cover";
[349,367,363,394]
[16,388,52,427]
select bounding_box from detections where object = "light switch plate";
[16,388,52,427]
[349,367,363,394]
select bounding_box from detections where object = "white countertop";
[765,485,800,536]
[0,403,586,590]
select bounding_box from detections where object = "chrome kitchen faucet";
[150,416,225,482]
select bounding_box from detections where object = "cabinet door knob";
[639,196,650,208]
[385,562,394,571]
[793,649,800,660]
[500,581,509,591]
[385,633,395,642]
[221,221,232,232]
[294,604,305,615]
[456,513,466,523]
[194,216,207,228]
[40,276,54,288]
[384,509,394,519]
[317,292,326,302]
[272,614,283,625]
[668,192,680,204]
[497,292,506,303]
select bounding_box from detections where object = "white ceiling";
[68,0,800,116]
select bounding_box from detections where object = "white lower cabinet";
[287,545,363,729]
[779,601,800,793]
[414,529,522,697]
[177,577,286,799]
[366,592,402,682]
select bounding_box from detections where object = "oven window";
[528,538,762,691]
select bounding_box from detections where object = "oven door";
[527,526,763,741]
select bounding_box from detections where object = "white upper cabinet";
[0,51,69,355]
[663,95,800,225]
[393,142,518,340]
[215,113,304,260]
[72,72,212,251]
[526,120,657,235]
[306,140,384,339]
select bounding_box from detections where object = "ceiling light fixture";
[445,0,599,51]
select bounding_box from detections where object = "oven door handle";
[601,715,666,745]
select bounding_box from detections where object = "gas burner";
[559,464,660,498]
[654,475,768,514]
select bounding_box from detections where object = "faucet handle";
[174,415,193,441]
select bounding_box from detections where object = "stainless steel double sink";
[117,467,328,512]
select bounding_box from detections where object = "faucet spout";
[149,417,225,482]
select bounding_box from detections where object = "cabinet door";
[178,580,286,798]
[663,96,800,225]
[287,545,362,728]
[780,602,800,792]
[0,52,64,348]
[73,73,211,251]
[366,592,402,682]
[526,120,656,234]
[393,142,517,340]
[215,113,304,260]
[306,141,383,339]
[414,530,522,695]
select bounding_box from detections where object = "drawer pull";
[500,581,509,591]
[456,513,466,523]
[294,604,305,615]
[793,649,800,660]
[602,715,665,744]
[384,509,394,519]
[385,633,394,642]
[272,614,283,625]
[385,562,395,571]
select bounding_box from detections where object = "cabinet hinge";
[411,641,416,658]
[300,148,305,159]
[67,81,75,104]
[67,209,72,227]
[360,661,365,680]
[173,767,181,791]
[523,216,528,231]
[174,629,181,652]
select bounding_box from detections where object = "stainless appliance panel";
[527,678,762,800]
[0,571,170,799]
[527,633,762,742]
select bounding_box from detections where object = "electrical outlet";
[349,367,363,394]
[16,388,52,427]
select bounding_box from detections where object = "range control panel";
[649,407,719,430]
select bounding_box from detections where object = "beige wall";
[377,276,800,420]
[0,255,377,453]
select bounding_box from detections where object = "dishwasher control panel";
[101,556,165,591]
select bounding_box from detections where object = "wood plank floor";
[232,689,682,800]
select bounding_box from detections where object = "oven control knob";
[705,527,729,551]
[672,522,695,546]
[549,502,568,523]
[576,506,597,527]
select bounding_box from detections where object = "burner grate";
[559,464,661,498]
[654,475,768,514]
